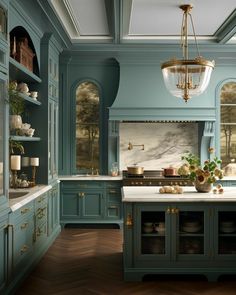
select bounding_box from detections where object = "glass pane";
[0,80,4,195]
[179,211,204,255]
[220,125,236,173]
[218,211,236,255]
[220,82,236,175]
[221,106,236,123]
[76,82,99,172]
[221,82,236,104]
[141,211,166,254]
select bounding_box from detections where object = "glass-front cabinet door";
[134,204,171,266]
[133,204,210,267]
[215,205,236,259]
[176,205,210,260]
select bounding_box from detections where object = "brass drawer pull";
[109,190,117,194]
[20,245,29,254]
[126,213,133,227]
[78,192,85,198]
[109,206,118,209]
[21,208,30,214]
[20,222,28,229]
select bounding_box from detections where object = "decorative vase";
[10,115,22,130]
[194,180,212,193]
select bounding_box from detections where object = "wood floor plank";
[15,228,236,295]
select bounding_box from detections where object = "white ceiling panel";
[67,0,109,35]
[129,0,236,36]
[47,0,236,43]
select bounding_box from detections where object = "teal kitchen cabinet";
[41,33,61,184]
[61,188,104,224]
[0,0,8,76]
[47,182,60,236]
[5,187,61,294]
[105,182,122,221]
[48,99,58,181]
[8,201,34,277]
[124,202,236,282]
[34,193,48,247]
[214,205,236,258]
[0,215,8,292]
[60,180,122,227]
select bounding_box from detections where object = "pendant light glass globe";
[161,5,215,103]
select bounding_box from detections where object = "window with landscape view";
[220,81,236,176]
[75,81,100,173]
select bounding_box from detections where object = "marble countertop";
[9,185,52,212]
[122,186,236,202]
[59,175,123,181]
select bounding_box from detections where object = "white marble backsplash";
[119,122,198,170]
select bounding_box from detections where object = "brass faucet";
[128,142,144,150]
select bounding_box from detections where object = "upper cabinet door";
[0,72,7,204]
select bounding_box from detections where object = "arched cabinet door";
[219,81,236,177]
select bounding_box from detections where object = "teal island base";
[122,186,236,282]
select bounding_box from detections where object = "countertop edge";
[9,185,52,212]
[59,175,122,181]
[122,186,236,202]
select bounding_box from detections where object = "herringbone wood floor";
[15,228,236,295]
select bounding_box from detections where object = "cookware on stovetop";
[162,166,178,177]
[127,164,144,175]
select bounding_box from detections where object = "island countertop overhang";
[122,186,236,202]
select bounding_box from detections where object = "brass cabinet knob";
[166,207,171,214]
[21,208,30,214]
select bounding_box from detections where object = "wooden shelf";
[18,92,41,105]
[10,136,41,141]
[9,57,42,83]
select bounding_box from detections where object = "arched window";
[75,81,100,173]
[220,81,236,176]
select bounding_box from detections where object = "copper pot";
[127,165,144,175]
[163,167,177,176]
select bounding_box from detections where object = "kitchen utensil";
[127,164,144,175]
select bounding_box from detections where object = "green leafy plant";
[8,81,25,115]
[178,148,224,184]
[9,139,24,154]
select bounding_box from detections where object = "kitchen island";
[122,186,236,282]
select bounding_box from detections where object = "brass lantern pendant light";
[161,5,215,103]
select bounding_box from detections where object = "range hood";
[109,55,216,122]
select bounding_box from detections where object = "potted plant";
[8,81,25,131]
[178,148,224,192]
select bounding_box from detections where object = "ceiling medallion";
[161,5,215,103]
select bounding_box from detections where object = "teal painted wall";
[59,47,236,175]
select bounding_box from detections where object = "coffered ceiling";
[47,0,236,45]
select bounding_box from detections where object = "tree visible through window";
[76,82,100,172]
[220,82,236,175]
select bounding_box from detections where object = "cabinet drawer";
[35,193,47,209]
[35,205,47,227]
[12,202,34,222]
[34,222,47,244]
[61,181,104,189]
[107,204,121,219]
[105,182,122,189]
[106,189,121,202]
[13,223,34,268]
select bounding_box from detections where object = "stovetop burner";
[122,170,193,186]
